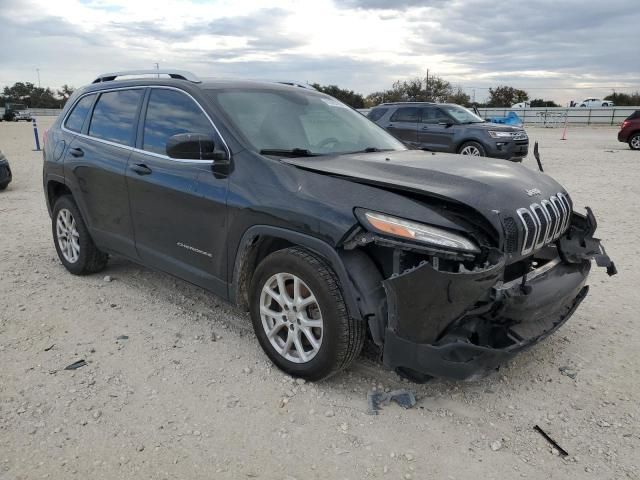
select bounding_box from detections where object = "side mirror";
[166,133,228,161]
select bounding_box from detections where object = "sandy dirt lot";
[1,119,638,480]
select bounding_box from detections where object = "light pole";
[154,63,159,78]
[36,68,41,88]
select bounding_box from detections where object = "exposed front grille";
[516,192,571,255]
[503,217,518,253]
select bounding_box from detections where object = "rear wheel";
[249,247,364,381]
[0,183,8,191]
[52,195,108,275]
[458,141,486,156]
[629,133,640,150]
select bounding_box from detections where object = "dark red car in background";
[618,110,640,150]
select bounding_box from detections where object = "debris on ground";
[116,335,129,340]
[367,389,417,415]
[534,425,569,457]
[44,344,54,352]
[559,366,577,379]
[490,440,503,451]
[64,360,87,370]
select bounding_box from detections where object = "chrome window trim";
[530,203,550,249]
[61,85,231,165]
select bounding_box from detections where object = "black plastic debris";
[116,335,129,340]
[64,360,87,370]
[44,344,55,352]
[367,389,416,415]
[534,425,569,457]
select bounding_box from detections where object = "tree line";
[1,82,75,109]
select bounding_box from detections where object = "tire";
[629,133,640,151]
[51,195,108,275]
[458,141,486,156]
[0,182,8,191]
[249,247,365,381]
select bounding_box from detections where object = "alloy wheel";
[460,145,481,156]
[631,135,640,149]
[259,272,323,363]
[56,208,80,263]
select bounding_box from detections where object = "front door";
[126,87,229,296]
[417,106,456,152]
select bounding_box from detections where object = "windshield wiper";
[349,147,394,153]
[259,148,321,157]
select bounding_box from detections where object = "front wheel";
[458,141,486,156]
[249,247,364,381]
[52,195,108,275]
[629,133,640,151]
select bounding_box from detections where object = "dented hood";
[283,150,566,222]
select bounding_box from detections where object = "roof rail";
[275,81,317,91]
[92,70,201,84]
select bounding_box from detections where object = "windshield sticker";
[321,98,349,109]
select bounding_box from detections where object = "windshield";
[207,88,406,155]
[440,104,484,124]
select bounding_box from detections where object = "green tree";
[364,71,456,107]
[57,84,76,106]
[487,86,529,107]
[2,82,61,108]
[311,83,365,109]
[530,98,560,107]
[604,91,640,106]
[447,87,471,106]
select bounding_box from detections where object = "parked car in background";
[368,102,529,161]
[2,102,32,121]
[42,69,615,382]
[578,98,614,108]
[618,110,640,150]
[0,149,12,190]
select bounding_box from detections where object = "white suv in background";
[578,98,614,107]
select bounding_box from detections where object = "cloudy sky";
[0,0,638,104]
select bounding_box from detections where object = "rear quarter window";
[88,89,144,145]
[64,94,96,133]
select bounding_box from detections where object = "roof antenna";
[533,141,544,172]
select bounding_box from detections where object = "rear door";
[417,106,456,152]
[126,87,229,296]
[63,88,144,257]
[384,107,419,146]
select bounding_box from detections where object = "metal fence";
[358,106,639,126]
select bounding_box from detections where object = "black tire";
[249,247,365,381]
[0,182,8,191]
[51,195,108,275]
[629,133,640,151]
[458,141,486,157]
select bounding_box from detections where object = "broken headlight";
[359,211,480,253]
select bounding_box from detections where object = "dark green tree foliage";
[311,83,365,109]
[604,91,640,106]
[487,85,529,107]
[364,73,471,107]
[57,84,76,106]
[530,98,560,107]
[1,82,63,108]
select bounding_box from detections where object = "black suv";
[42,70,615,382]
[368,102,529,161]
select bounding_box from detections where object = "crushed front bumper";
[381,209,615,381]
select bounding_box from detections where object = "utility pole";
[154,63,159,78]
[426,69,429,100]
[36,68,41,88]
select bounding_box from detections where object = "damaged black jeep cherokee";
[42,70,616,382]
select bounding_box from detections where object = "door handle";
[69,147,84,158]
[131,163,152,175]
[420,126,430,130]
[387,124,395,128]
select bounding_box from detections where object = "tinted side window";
[143,89,214,155]
[390,107,420,122]
[421,107,450,124]
[367,107,388,121]
[64,94,96,133]
[88,90,143,145]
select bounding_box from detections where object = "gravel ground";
[1,119,638,480]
